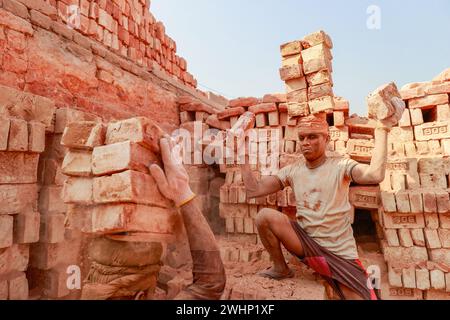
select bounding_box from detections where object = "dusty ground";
[222,258,326,300]
[156,234,384,300]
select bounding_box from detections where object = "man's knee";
[255,208,281,229]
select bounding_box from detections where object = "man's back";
[276,156,359,260]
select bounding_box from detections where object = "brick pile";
[0,84,56,300]
[60,116,179,298]
[376,70,450,300]
[0,0,196,88]
[61,117,176,240]
[27,108,101,300]
[280,30,335,117]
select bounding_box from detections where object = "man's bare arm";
[241,158,283,199]
[352,97,405,185]
[351,126,389,184]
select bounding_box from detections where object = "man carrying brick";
[150,136,226,300]
[239,98,404,300]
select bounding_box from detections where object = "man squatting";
[150,98,402,300]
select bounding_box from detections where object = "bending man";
[150,136,226,300]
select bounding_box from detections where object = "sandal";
[258,268,295,280]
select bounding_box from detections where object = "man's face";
[298,132,329,161]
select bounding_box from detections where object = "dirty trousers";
[290,221,378,300]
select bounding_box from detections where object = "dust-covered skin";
[150,136,226,300]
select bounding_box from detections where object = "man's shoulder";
[326,153,354,164]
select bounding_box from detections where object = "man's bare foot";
[258,267,295,281]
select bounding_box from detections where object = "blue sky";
[152,0,450,116]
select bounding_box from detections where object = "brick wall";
[0,0,223,300]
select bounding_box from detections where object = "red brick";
[30,9,52,29]
[219,203,249,218]
[0,215,13,249]
[76,0,88,15]
[3,0,29,20]
[62,177,93,205]
[0,184,38,214]
[66,204,93,233]
[0,117,10,150]
[409,94,449,109]
[61,121,105,150]
[0,281,7,299]
[382,246,428,268]
[367,82,402,120]
[0,84,55,132]
[0,152,39,184]
[105,117,164,154]
[93,170,172,207]
[89,1,98,19]
[0,8,34,35]
[39,186,66,214]
[98,8,114,32]
[39,213,65,244]
[15,0,57,17]
[303,30,333,48]
[91,204,177,235]
[8,272,28,300]
[61,150,92,177]
[7,118,28,151]
[28,120,45,153]
[13,210,40,244]
[29,242,63,270]
[0,244,29,274]
[92,141,158,176]
[279,64,303,81]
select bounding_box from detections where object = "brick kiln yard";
[1,0,450,300]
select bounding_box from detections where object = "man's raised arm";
[240,155,283,199]
[352,96,405,185]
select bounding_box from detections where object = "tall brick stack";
[0,115,46,300]
[280,30,335,117]
[376,70,450,300]
[0,84,56,300]
[27,108,101,300]
[279,31,350,155]
[60,116,178,299]
[0,0,196,87]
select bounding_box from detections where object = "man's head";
[296,115,330,161]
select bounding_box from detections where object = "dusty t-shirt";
[276,156,360,260]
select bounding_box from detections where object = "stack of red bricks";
[0,0,196,87]
[60,116,178,298]
[0,85,56,300]
[0,116,46,300]
[28,108,100,300]
[279,30,350,155]
[376,69,450,299]
[61,116,177,241]
[280,30,335,117]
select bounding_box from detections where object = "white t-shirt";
[276,156,360,260]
